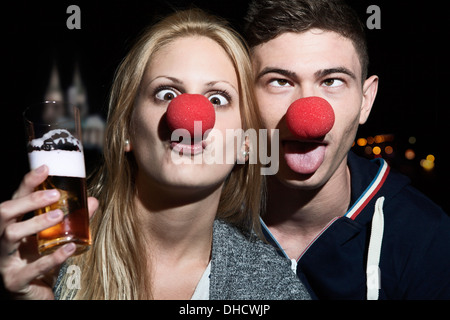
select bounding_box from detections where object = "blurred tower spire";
[67,62,88,118]
[44,61,64,102]
[43,61,65,122]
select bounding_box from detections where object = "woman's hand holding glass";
[0,165,98,299]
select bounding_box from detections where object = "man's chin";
[271,163,325,190]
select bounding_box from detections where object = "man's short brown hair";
[244,0,369,81]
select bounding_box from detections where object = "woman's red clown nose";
[286,96,335,140]
[166,94,216,137]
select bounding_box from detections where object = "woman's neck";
[134,173,222,263]
[133,175,222,299]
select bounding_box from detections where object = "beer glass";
[23,101,91,255]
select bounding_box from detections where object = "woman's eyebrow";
[148,76,183,85]
[205,80,239,94]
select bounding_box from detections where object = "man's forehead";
[252,30,362,79]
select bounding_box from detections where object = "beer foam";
[28,150,86,178]
[28,129,86,178]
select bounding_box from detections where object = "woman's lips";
[170,140,206,156]
[282,140,327,175]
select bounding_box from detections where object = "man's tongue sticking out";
[284,141,327,175]
[284,97,335,175]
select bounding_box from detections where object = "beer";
[24,102,92,256]
[34,176,91,255]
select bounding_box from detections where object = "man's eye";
[322,79,344,87]
[209,94,229,106]
[155,89,178,101]
[269,79,291,87]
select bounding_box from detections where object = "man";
[244,0,450,299]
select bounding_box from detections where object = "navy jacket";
[262,152,450,299]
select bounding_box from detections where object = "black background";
[1,0,449,213]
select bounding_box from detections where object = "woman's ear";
[237,136,250,164]
[124,139,132,152]
[359,75,379,125]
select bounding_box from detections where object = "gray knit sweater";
[210,220,310,299]
[54,219,310,300]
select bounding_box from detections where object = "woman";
[0,9,310,300]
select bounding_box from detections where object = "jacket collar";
[261,152,395,258]
[345,151,390,221]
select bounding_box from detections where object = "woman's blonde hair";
[58,8,264,300]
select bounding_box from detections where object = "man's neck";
[264,162,351,259]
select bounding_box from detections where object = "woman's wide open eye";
[208,91,231,107]
[155,88,178,101]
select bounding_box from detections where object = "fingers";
[0,189,60,233]
[22,243,76,284]
[12,165,49,200]
[1,210,63,254]
[0,211,73,297]
[3,242,75,295]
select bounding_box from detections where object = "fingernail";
[47,209,62,219]
[63,243,76,254]
[45,189,60,200]
[35,165,47,174]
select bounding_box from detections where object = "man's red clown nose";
[285,96,335,140]
[166,94,216,137]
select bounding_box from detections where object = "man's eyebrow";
[256,67,297,81]
[315,67,356,80]
[256,66,357,82]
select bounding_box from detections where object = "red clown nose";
[166,94,216,137]
[286,96,335,140]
